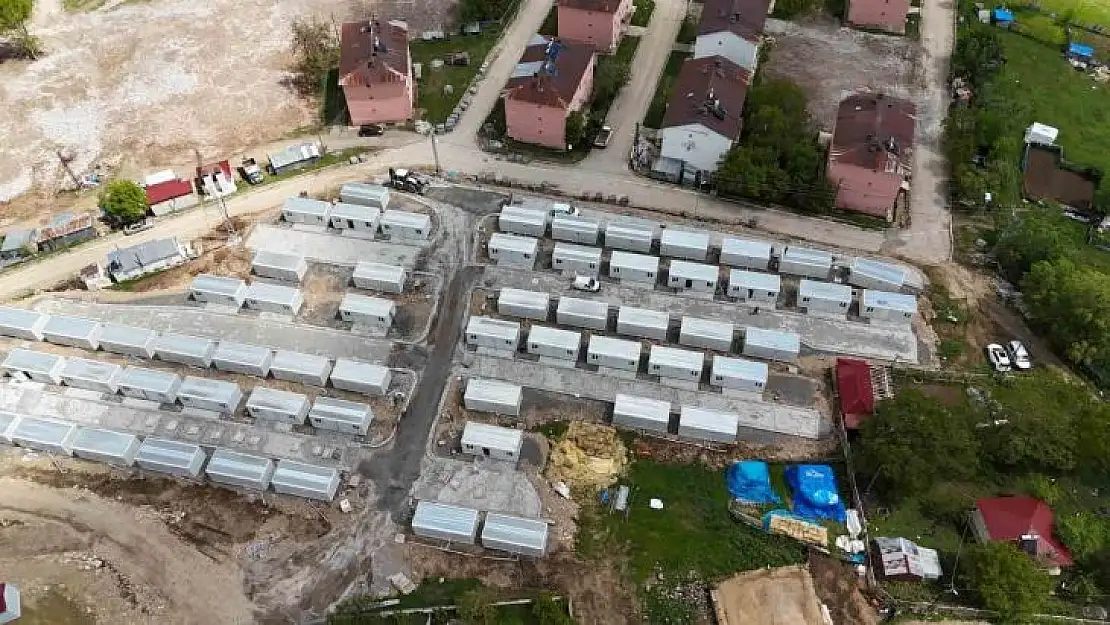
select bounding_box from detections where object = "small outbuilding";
[153,333,216,368]
[339,293,396,332]
[330,358,392,396]
[660,229,710,261]
[587,335,642,371]
[282,196,332,226]
[270,350,332,386]
[246,386,311,424]
[352,261,407,293]
[116,367,182,403]
[497,288,551,321]
[711,355,768,392]
[177,376,242,414]
[465,316,522,350]
[460,421,524,462]
[860,289,917,324]
[2,349,64,384]
[98,324,157,359]
[667,260,718,295]
[134,438,207,478]
[555,297,609,330]
[0,306,48,340]
[487,233,539,269]
[552,243,602,278]
[60,357,122,393]
[339,182,391,210]
[551,215,600,245]
[649,345,705,382]
[190,274,247,307]
[743,327,801,362]
[244,282,304,315]
[779,246,833,280]
[205,449,276,491]
[212,341,274,376]
[70,427,141,466]
[608,251,659,285]
[720,237,773,270]
[873,537,943,582]
[678,406,739,443]
[612,393,671,432]
[481,513,550,557]
[798,280,853,317]
[380,210,432,240]
[252,250,309,283]
[8,416,76,455]
[849,258,907,291]
[604,223,654,253]
[42,315,101,350]
[330,202,382,232]
[499,205,548,237]
[616,306,669,340]
[270,460,342,501]
[526,324,581,360]
[463,378,524,416]
[308,396,374,436]
[679,317,734,351]
[727,269,780,306]
[268,142,321,174]
[412,501,481,544]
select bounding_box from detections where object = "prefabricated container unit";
[742,327,801,362]
[42,315,101,350]
[412,501,481,544]
[2,349,64,384]
[60,357,122,393]
[153,333,216,368]
[587,335,642,371]
[612,393,671,433]
[608,251,659,284]
[720,237,774,270]
[798,279,853,316]
[339,293,396,331]
[481,513,550,557]
[246,386,311,424]
[308,396,373,436]
[460,422,524,462]
[465,316,522,350]
[205,449,276,491]
[190,274,248,307]
[526,325,581,361]
[779,246,833,279]
[678,317,735,351]
[849,258,908,291]
[498,205,548,237]
[270,460,342,501]
[212,341,274,377]
[8,416,77,455]
[860,289,917,324]
[727,269,780,306]
[678,406,739,443]
[497,288,550,321]
[604,223,654,253]
[281,196,332,225]
[116,367,182,403]
[329,358,392,396]
[487,233,539,269]
[251,250,308,283]
[551,243,602,278]
[660,229,710,261]
[177,376,242,414]
[463,378,524,416]
[555,297,609,331]
[0,411,16,444]
[270,350,333,386]
[380,210,432,240]
[616,306,669,340]
[551,215,600,245]
[649,345,705,381]
[667,260,719,294]
[244,282,304,315]
[134,437,207,478]
[330,202,382,232]
[70,427,141,466]
[0,306,48,340]
[339,182,391,210]
[352,261,407,293]
[711,355,768,392]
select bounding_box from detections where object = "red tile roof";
[830,93,916,173]
[339,20,411,88]
[558,0,624,11]
[836,358,875,429]
[976,496,1074,567]
[196,160,232,180]
[661,56,750,138]
[698,0,772,42]
[146,179,194,205]
[505,41,595,109]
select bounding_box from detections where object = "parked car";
[358,124,385,137]
[986,343,1012,372]
[241,158,264,185]
[593,125,613,148]
[1007,340,1032,370]
[572,276,601,292]
[551,202,580,217]
[123,218,155,235]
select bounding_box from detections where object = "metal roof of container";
[613,393,671,423]
[117,366,180,391]
[499,288,550,309]
[650,345,705,370]
[154,333,216,357]
[60,357,121,382]
[661,229,710,250]
[488,232,539,253]
[271,459,340,495]
[282,195,331,217]
[339,182,390,202]
[0,410,16,438]
[213,341,272,366]
[106,237,184,275]
[861,289,917,314]
[3,348,63,372]
[135,437,205,469]
[461,422,524,453]
[42,315,99,339]
[465,378,523,403]
[9,416,75,448]
[71,427,139,459]
[606,222,654,238]
[177,376,240,402]
[252,250,306,271]
[330,201,382,221]
[500,205,547,224]
[353,261,406,283]
[245,282,302,306]
[381,210,431,229]
[412,501,480,540]
[0,227,34,252]
[0,306,45,330]
[206,448,274,483]
[728,268,781,291]
[680,316,734,338]
[588,335,641,359]
[552,214,599,231]
[192,273,247,296]
[712,355,768,382]
[528,325,580,350]
[721,236,773,258]
[340,293,396,318]
[669,260,718,282]
[783,246,833,266]
[247,386,309,413]
[482,513,549,554]
[331,358,391,385]
[466,316,520,338]
[309,397,372,425]
[271,350,331,375]
[610,251,660,272]
[850,258,907,285]
[744,327,801,353]
[99,323,157,347]
[269,142,320,169]
[680,406,739,436]
[799,279,853,303]
[618,306,669,328]
[552,242,602,261]
[557,297,608,318]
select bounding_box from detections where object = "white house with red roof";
[145,178,197,217]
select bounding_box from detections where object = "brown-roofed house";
[693,0,772,72]
[503,39,597,150]
[339,20,413,126]
[557,0,634,53]
[659,56,751,179]
[827,93,916,221]
[846,0,911,34]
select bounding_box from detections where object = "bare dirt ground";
[808,555,880,625]
[712,564,827,625]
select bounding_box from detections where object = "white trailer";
[460,422,524,462]
[135,438,207,478]
[849,258,908,291]
[205,449,276,491]
[660,229,710,261]
[612,393,671,432]
[499,205,548,237]
[487,233,539,269]
[153,333,216,368]
[526,325,581,361]
[244,282,304,315]
[2,349,64,384]
[270,460,341,501]
[339,293,396,332]
[555,297,609,331]
[308,396,373,436]
[608,251,659,285]
[779,246,833,280]
[190,274,247,307]
[604,223,654,253]
[727,269,780,306]
[649,345,705,382]
[587,335,641,371]
[743,327,801,362]
[352,261,407,293]
[116,367,182,403]
[282,196,332,225]
[9,416,76,455]
[678,317,734,351]
[551,215,600,245]
[60,357,122,393]
[329,358,392,396]
[70,427,141,466]
[678,406,739,443]
[330,202,382,232]
[667,260,718,295]
[246,386,311,424]
[720,237,773,270]
[0,306,48,340]
[616,306,669,340]
[42,315,101,350]
[481,513,550,557]
[271,350,332,386]
[98,324,157,359]
[212,341,273,377]
[339,182,391,210]
[711,355,768,392]
[552,243,602,278]
[177,376,242,414]
[497,288,550,321]
[798,280,852,317]
[412,501,480,544]
[252,250,309,283]
[463,378,523,416]
[380,210,432,240]
[465,316,521,350]
[860,289,917,324]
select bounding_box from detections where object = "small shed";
[465,316,522,350]
[308,396,373,436]
[497,288,551,321]
[711,355,768,392]
[727,269,780,305]
[244,282,304,315]
[352,261,407,293]
[743,327,801,362]
[177,376,242,414]
[679,317,734,351]
[463,378,524,416]
[339,293,396,332]
[212,341,274,376]
[205,449,276,491]
[134,438,207,478]
[667,260,718,295]
[649,345,705,381]
[330,202,382,232]
[555,297,609,330]
[487,233,539,269]
[380,210,432,240]
[116,367,182,403]
[98,324,157,358]
[849,258,907,291]
[2,349,64,384]
[412,501,480,544]
[551,215,600,245]
[42,315,101,350]
[70,427,141,466]
[798,280,853,316]
[460,421,524,462]
[604,223,654,253]
[660,229,710,261]
[252,250,309,283]
[499,205,548,237]
[269,142,321,175]
[270,460,342,501]
[779,247,833,280]
[339,182,391,210]
[612,393,671,432]
[60,357,122,393]
[527,325,581,360]
[282,196,332,225]
[330,358,392,396]
[552,243,602,278]
[153,333,216,368]
[587,335,642,371]
[8,416,76,455]
[246,386,311,424]
[608,251,659,285]
[0,306,48,340]
[190,274,247,307]
[678,406,739,442]
[271,350,333,386]
[616,306,669,340]
[721,237,773,270]
[481,513,550,556]
[860,289,917,324]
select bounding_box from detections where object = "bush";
[967,542,1055,621]
[99,180,148,226]
[455,587,497,625]
[290,18,339,97]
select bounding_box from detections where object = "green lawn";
[411,31,502,123]
[644,51,689,128]
[631,0,656,26]
[1024,0,1110,27]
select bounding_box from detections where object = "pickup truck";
[241,158,264,185]
[593,125,613,148]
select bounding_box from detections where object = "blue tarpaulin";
[726,461,781,505]
[1069,42,1095,59]
[785,464,847,523]
[992,7,1014,22]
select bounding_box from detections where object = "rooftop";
[461,421,524,452]
[380,209,431,229]
[610,250,660,272]
[662,56,750,139]
[282,195,331,217]
[650,345,705,369]
[339,20,411,88]
[558,0,625,12]
[506,39,596,110]
[782,246,832,266]
[669,259,719,281]
[836,358,874,429]
[340,292,396,318]
[528,324,580,350]
[269,143,321,170]
[697,0,772,42]
[661,228,711,250]
[680,405,739,436]
[722,236,773,258]
[618,306,669,328]
[850,257,907,286]
[192,274,246,296]
[728,268,780,291]
[107,238,184,275]
[712,354,768,381]
[145,179,194,205]
[831,94,916,173]
[589,335,641,358]
[976,496,1073,567]
[245,282,302,306]
[489,232,540,253]
[798,279,853,303]
[744,326,800,352]
[861,289,917,314]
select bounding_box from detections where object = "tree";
[455,587,497,625]
[98,180,148,226]
[592,58,631,113]
[532,593,575,625]
[0,0,39,59]
[565,110,587,149]
[967,542,1054,621]
[975,369,1083,474]
[993,211,1075,281]
[1022,259,1110,370]
[290,18,339,96]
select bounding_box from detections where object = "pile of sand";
[546,422,628,490]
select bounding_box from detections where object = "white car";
[551,202,580,217]
[986,343,1012,372]
[572,276,601,292]
[1007,340,1032,370]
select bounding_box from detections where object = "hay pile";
[546,422,628,490]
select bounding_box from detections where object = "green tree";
[993,211,1074,281]
[967,542,1054,621]
[1023,259,1110,369]
[0,0,39,59]
[290,18,339,96]
[532,593,575,625]
[455,587,497,625]
[976,369,1082,474]
[592,58,631,113]
[565,110,587,149]
[98,180,148,226]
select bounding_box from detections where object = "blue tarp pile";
[992,7,1014,23]
[1069,42,1095,59]
[726,461,781,505]
[785,464,847,523]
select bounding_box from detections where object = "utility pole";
[195,148,238,243]
[430,128,442,176]
[56,150,82,190]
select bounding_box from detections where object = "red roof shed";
[974,496,1073,568]
[836,357,875,429]
[145,179,194,206]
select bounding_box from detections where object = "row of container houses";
[411,500,549,557]
[282,196,432,240]
[610,394,745,442]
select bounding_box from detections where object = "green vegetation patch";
[411,31,502,124]
[631,0,655,26]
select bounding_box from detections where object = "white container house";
[70,427,141,466]
[487,233,539,269]
[678,317,734,351]
[0,306,48,340]
[551,215,600,245]
[779,246,833,280]
[205,449,276,491]
[9,416,76,455]
[135,438,207,478]
[177,376,242,414]
[190,274,247,307]
[720,237,773,270]
[552,243,602,278]
[460,421,524,462]
[282,196,332,226]
[42,315,101,350]
[339,182,391,210]
[849,258,908,291]
[153,333,216,368]
[660,229,710,261]
[116,367,182,403]
[270,460,341,501]
[339,293,396,332]
[60,357,122,393]
[270,350,332,386]
[649,345,705,382]
[352,261,407,293]
[3,349,64,384]
[711,355,768,392]
[380,210,432,240]
[555,297,609,331]
[727,269,780,306]
[604,223,654,253]
[0,411,14,444]
[497,288,550,321]
[212,341,273,377]
[608,251,659,285]
[98,324,157,359]
[678,406,739,443]
[587,335,642,371]
[616,306,669,340]
[246,387,311,424]
[481,513,550,557]
[329,359,392,396]
[330,202,382,232]
[526,325,581,361]
[667,260,718,295]
[252,250,308,283]
[743,327,801,362]
[798,280,853,317]
[860,289,917,324]
[499,205,548,237]
[463,378,523,416]
[465,316,521,351]
[612,394,671,432]
[412,501,480,544]
[244,282,304,315]
[308,396,373,436]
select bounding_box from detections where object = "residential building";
[660,228,710,261]
[116,367,182,403]
[339,20,414,125]
[329,202,382,232]
[742,327,800,362]
[461,422,524,462]
[98,324,157,358]
[604,222,654,252]
[35,212,96,252]
[145,179,198,216]
[608,251,659,284]
[243,282,305,315]
[70,427,141,466]
[660,56,751,180]
[667,260,719,295]
[282,196,332,226]
[778,246,832,279]
[252,250,309,283]
[176,376,242,414]
[497,288,551,321]
[211,341,274,377]
[8,416,77,455]
[339,183,391,210]
[836,357,877,429]
[195,160,236,197]
[190,274,247,307]
[270,460,342,501]
[463,378,524,415]
[504,39,597,150]
[678,406,739,442]
[555,296,609,330]
[710,355,767,392]
[330,358,392,396]
[268,142,321,176]
[720,236,772,270]
[551,214,601,245]
[412,501,480,544]
[42,315,101,350]
[616,306,669,340]
[205,449,275,491]
[848,257,907,291]
[727,268,780,305]
[271,350,332,386]
[352,261,407,293]
[309,396,374,435]
[693,0,771,72]
[134,438,207,478]
[860,289,917,324]
[465,316,522,350]
[828,94,916,221]
[556,0,633,53]
[797,279,853,317]
[246,387,311,425]
[106,237,190,282]
[972,496,1073,572]
[481,513,550,556]
[488,233,539,269]
[0,306,48,340]
[679,316,734,351]
[527,324,582,360]
[499,205,548,237]
[339,293,396,331]
[846,0,911,34]
[152,333,216,368]
[380,210,431,240]
[612,394,671,432]
[552,243,602,277]
[648,345,705,381]
[0,227,36,261]
[587,335,642,371]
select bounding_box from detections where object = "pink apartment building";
[557,0,634,53]
[339,20,414,126]
[846,0,911,34]
[504,40,597,150]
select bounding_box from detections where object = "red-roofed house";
[145,179,197,217]
[195,160,236,197]
[693,0,772,73]
[846,0,911,35]
[503,39,597,150]
[339,20,413,125]
[557,0,634,53]
[836,358,875,429]
[972,496,1074,572]
[828,93,916,221]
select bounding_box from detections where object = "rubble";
[545,422,628,491]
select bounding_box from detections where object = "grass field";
[1025,0,1110,27]
[411,31,502,124]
